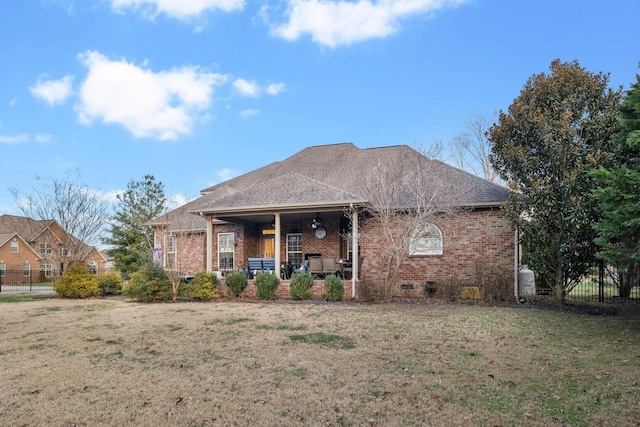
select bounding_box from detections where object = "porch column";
[206,216,212,273]
[274,213,282,278]
[351,209,358,299]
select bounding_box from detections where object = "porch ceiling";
[211,209,347,228]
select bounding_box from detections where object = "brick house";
[0,214,107,283]
[148,143,515,299]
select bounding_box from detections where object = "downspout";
[204,214,212,273]
[351,208,358,300]
[274,213,281,278]
[514,225,519,303]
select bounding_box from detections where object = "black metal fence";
[557,263,640,304]
[0,269,110,293]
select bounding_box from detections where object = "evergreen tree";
[103,175,166,277]
[592,71,640,298]
[488,59,621,303]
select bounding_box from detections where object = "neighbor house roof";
[0,215,58,242]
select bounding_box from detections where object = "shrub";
[38,270,47,283]
[122,264,171,302]
[224,271,248,297]
[97,271,123,295]
[254,272,280,300]
[180,271,220,300]
[289,272,314,300]
[322,274,344,301]
[54,263,99,299]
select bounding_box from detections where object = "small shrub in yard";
[39,270,47,283]
[98,271,123,295]
[180,271,220,300]
[225,271,248,297]
[254,272,280,300]
[290,272,314,300]
[122,264,171,302]
[54,263,99,298]
[322,274,344,301]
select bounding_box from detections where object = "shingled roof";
[148,143,510,228]
[196,143,509,212]
[0,215,57,242]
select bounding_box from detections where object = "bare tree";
[10,171,110,267]
[358,144,466,301]
[152,207,207,301]
[451,112,499,183]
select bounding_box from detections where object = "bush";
[225,271,248,297]
[180,271,220,300]
[98,271,123,295]
[254,272,280,300]
[54,263,99,299]
[39,270,47,283]
[322,274,344,301]
[289,272,314,300]
[122,264,171,302]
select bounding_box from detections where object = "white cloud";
[268,0,469,47]
[9,98,17,107]
[266,82,286,95]
[217,167,239,182]
[111,0,245,20]
[29,75,74,105]
[0,134,28,144]
[35,134,54,143]
[239,109,260,119]
[233,78,261,97]
[75,50,227,140]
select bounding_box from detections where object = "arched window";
[87,260,98,275]
[409,223,443,255]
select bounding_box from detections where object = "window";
[23,262,30,277]
[40,243,52,254]
[286,233,302,267]
[164,235,176,269]
[62,248,69,257]
[87,260,98,275]
[218,233,234,271]
[11,240,18,253]
[409,223,443,255]
[0,262,5,278]
[40,263,52,276]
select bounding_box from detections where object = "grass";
[0,292,56,303]
[0,298,638,426]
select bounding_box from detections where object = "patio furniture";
[308,257,323,278]
[342,256,364,280]
[293,259,309,274]
[247,257,276,278]
[322,258,337,276]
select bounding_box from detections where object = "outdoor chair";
[308,257,323,278]
[322,258,337,276]
[293,259,309,274]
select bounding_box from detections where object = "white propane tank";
[518,265,535,298]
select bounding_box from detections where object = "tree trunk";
[554,262,565,304]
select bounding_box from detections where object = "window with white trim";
[40,243,52,254]
[218,233,234,271]
[409,223,443,255]
[11,240,18,253]
[164,235,176,270]
[40,263,53,276]
[23,262,30,277]
[0,262,5,277]
[87,260,98,275]
[286,233,302,267]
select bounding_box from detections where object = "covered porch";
[201,207,362,299]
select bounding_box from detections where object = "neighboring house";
[0,215,107,283]
[148,143,515,299]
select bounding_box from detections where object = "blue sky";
[1,0,639,214]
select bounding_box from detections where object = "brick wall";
[359,208,515,298]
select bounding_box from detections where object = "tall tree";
[103,175,166,276]
[10,171,110,265]
[451,112,499,183]
[591,71,640,298]
[488,59,621,303]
